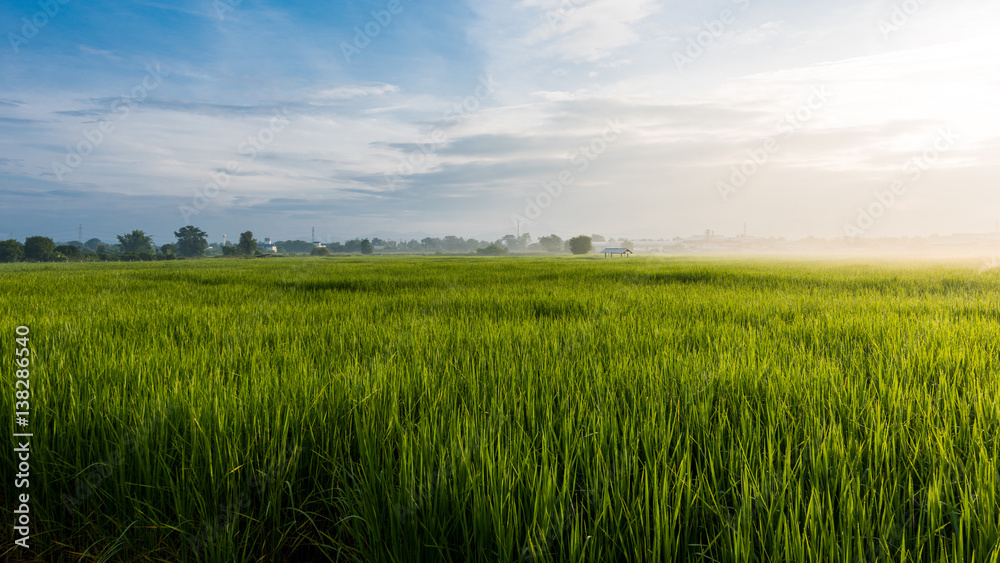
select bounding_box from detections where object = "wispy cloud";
[518,0,660,62]
[78,45,122,62]
[310,84,401,100]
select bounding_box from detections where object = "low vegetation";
[0,230,609,263]
[4,256,998,561]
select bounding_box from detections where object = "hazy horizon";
[2,0,998,242]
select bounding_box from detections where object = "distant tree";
[121,252,153,262]
[620,239,634,250]
[24,236,58,261]
[360,239,374,255]
[117,230,155,255]
[501,233,531,251]
[94,243,119,261]
[538,234,564,253]
[443,235,473,252]
[55,244,82,260]
[311,247,330,256]
[568,235,593,255]
[159,244,178,259]
[477,244,509,256]
[174,226,209,257]
[420,237,442,252]
[0,239,24,262]
[222,245,239,256]
[83,238,104,252]
[237,231,257,256]
[276,240,314,254]
[591,234,606,243]
[103,244,123,260]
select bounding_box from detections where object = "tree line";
[0,227,603,263]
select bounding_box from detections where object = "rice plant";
[3,256,1000,562]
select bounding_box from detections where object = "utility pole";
[78,224,83,244]
[312,227,315,243]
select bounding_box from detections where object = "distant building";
[601,248,633,257]
[258,237,277,254]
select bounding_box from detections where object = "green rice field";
[4,256,1000,562]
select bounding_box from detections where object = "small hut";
[601,248,633,258]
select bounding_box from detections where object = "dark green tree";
[159,244,178,259]
[24,236,58,261]
[174,226,209,258]
[55,245,82,260]
[277,240,314,254]
[83,238,103,252]
[0,239,24,262]
[117,230,155,255]
[568,235,593,255]
[237,231,257,256]
[360,239,374,255]
[476,244,509,256]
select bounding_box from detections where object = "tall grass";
[3,256,1000,561]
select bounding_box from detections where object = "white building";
[258,237,278,254]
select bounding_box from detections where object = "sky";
[1,0,999,245]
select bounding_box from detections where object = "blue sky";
[1,0,998,245]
